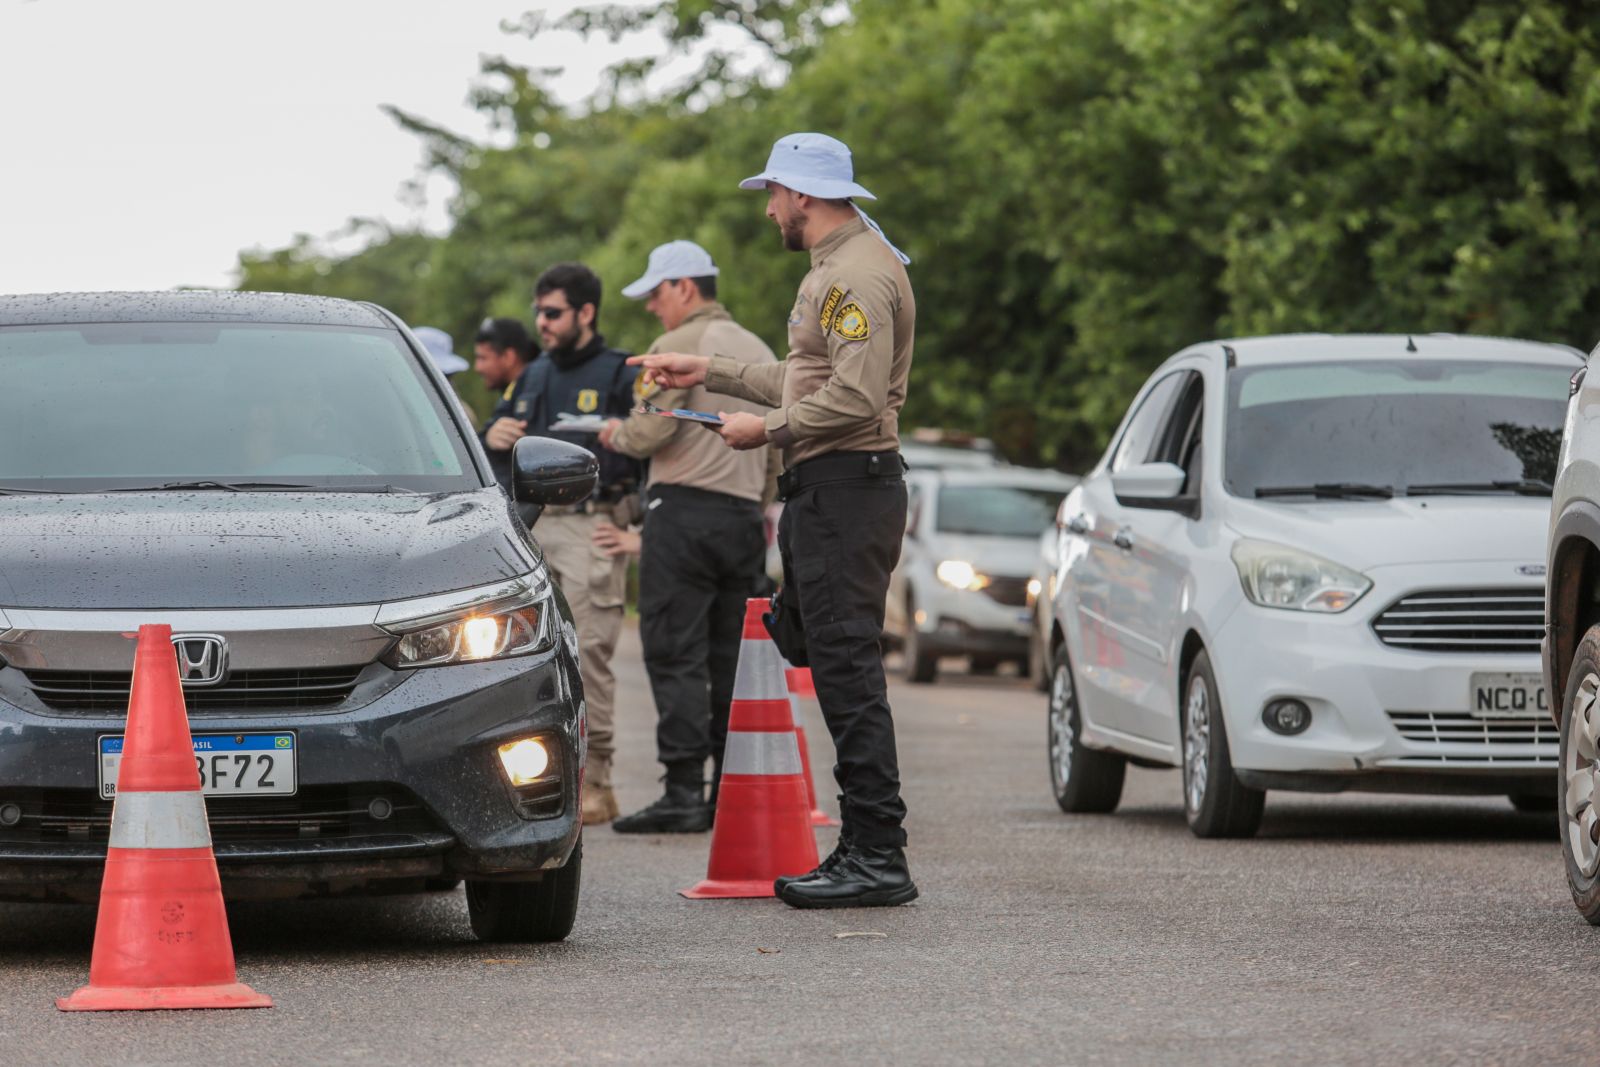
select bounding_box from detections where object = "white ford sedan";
[1046,334,1578,837]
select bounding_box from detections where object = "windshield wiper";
[1405,479,1552,497]
[104,481,423,494]
[1254,483,1395,500]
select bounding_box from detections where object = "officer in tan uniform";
[597,240,781,833]
[631,133,917,909]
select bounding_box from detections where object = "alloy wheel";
[1184,674,1210,814]
[1049,659,1075,790]
[1566,671,1600,877]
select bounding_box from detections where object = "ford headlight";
[382,576,556,668]
[1230,539,1371,613]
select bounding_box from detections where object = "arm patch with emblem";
[819,285,847,332]
[833,302,871,341]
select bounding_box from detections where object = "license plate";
[98,733,297,800]
[1469,672,1548,719]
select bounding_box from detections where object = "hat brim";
[738,172,876,200]
[432,353,470,375]
[621,272,661,300]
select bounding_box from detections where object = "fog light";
[1262,699,1311,736]
[498,738,550,785]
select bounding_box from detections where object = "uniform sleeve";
[763,269,896,447]
[706,357,787,408]
[606,385,688,459]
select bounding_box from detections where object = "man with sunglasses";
[597,240,780,834]
[630,133,918,908]
[516,262,643,825]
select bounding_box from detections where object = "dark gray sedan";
[0,291,595,942]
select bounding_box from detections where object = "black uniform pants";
[638,484,768,776]
[778,470,908,848]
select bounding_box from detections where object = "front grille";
[21,666,365,712]
[1388,710,1558,748]
[1371,589,1544,653]
[0,784,442,843]
[983,576,1031,608]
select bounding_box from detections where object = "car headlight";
[1229,539,1371,613]
[382,579,556,668]
[936,559,990,591]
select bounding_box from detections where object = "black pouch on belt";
[763,585,809,668]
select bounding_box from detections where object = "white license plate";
[1469,672,1548,719]
[98,732,297,800]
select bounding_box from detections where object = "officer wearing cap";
[598,241,781,834]
[414,326,477,420]
[631,133,917,908]
[472,317,535,491]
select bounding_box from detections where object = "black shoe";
[774,835,852,894]
[612,781,712,834]
[777,844,918,909]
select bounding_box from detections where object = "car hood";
[1222,495,1550,572]
[923,532,1042,578]
[0,489,536,609]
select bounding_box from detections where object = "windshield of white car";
[1226,359,1568,500]
[936,485,1067,537]
[0,322,479,493]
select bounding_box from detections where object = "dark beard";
[780,212,807,251]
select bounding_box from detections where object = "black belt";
[777,450,905,501]
[648,483,761,511]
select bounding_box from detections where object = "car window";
[1225,359,1570,498]
[1110,372,1187,474]
[0,322,480,492]
[1151,372,1204,498]
[935,485,1070,538]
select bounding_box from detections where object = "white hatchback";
[1046,333,1578,836]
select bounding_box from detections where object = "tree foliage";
[236,0,1600,469]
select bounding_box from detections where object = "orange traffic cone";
[57,624,271,1011]
[681,600,819,899]
[784,666,839,828]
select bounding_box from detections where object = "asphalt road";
[1,624,1596,1065]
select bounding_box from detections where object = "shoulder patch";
[633,374,660,402]
[833,302,871,341]
[818,285,847,333]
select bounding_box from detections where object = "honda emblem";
[171,634,228,688]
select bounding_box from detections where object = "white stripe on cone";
[108,791,212,850]
[731,638,788,701]
[722,731,804,776]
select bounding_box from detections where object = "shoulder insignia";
[833,302,871,341]
[513,398,529,417]
[633,374,660,402]
[576,388,599,414]
[819,285,847,333]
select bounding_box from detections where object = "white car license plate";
[1469,672,1548,719]
[98,732,297,800]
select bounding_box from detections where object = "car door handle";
[1112,527,1134,551]
[1066,515,1090,535]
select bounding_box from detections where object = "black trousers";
[638,484,768,776]
[778,470,908,848]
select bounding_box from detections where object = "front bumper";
[0,649,582,901]
[914,582,1032,658]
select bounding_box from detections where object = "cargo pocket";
[810,617,884,704]
[589,535,628,611]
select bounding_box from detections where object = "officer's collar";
[681,302,730,326]
[809,217,869,267]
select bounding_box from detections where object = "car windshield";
[1225,359,1571,499]
[936,485,1066,537]
[0,322,479,493]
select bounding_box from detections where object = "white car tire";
[903,593,938,684]
[1181,650,1264,839]
[1559,625,1600,925]
[1047,644,1125,813]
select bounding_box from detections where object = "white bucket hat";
[621,240,720,300]
[413,326,469,375]
[739,132,910,265]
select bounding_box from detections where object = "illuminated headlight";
[1230,539,1371,613]
[384,584,556,668]
[1025,577,1043,607]
[936,559,990,591]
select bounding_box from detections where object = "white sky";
[0,0,692,294]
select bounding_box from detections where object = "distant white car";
[886,466,1078,682]
[1047,333,1577,837]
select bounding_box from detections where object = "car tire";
[1559,626,1600,924]
[466,837,582,942]
[903,595,937,684]
[1047,643,1125,813]
[1181,650,1264,839]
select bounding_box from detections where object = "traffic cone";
[681,600,819,899]
[784,666,839,828]
[57,624,271,1011]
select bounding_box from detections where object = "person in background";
[414,326,478,422]
[473,317,535,492]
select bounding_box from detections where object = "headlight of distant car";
[1229,539,1371,613]
[936,559,990,591]
[382,579,556,668]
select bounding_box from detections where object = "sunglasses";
[533,305,571,321]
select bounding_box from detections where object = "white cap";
[739,132,876,200]
[621,240,720,300]
[414,326,469,375]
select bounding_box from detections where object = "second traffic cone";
[784,666,839,828]
[681,600,818,899]
[57,624,271,1012]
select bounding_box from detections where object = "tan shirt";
[705,217,914,467]
[608,303,780,504]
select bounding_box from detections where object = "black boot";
[777,843,917,909]
[612,766,711,834]
[774,833,851,894]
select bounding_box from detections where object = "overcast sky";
[0,0,683,294]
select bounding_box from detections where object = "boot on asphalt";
[582,784,619,826]
[612,768,712,834]
[774,831,852,894]
[777,843,917,909]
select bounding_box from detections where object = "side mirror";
[1111,461,1186,507]
[512,436,598,508]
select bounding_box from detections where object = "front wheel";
[1560,626,1600,924]
[1181,651,1264,838]
[1047,644,1125,813]
[466,837,582,942]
